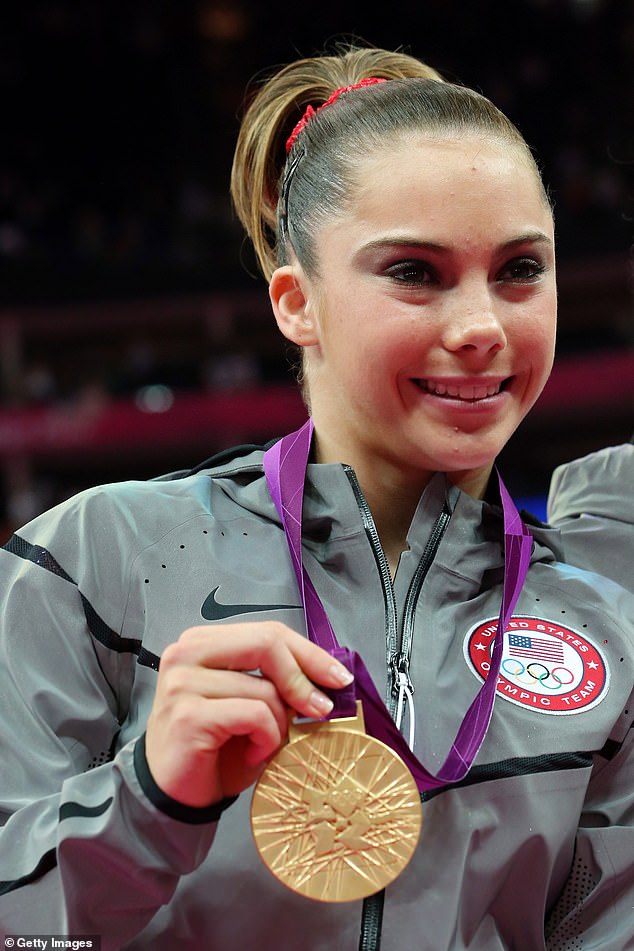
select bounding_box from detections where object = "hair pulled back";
[231,42,543,281]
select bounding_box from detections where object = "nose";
[441,288,507,357]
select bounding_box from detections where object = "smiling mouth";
[414,379,508,401]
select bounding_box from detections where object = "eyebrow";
[356,230,554,256]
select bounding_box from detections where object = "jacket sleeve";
[0,489,221,948]
[545,702,634,950]
[547,444,634,594]
[547,445,634,945]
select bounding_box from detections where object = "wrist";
[133,733,238,824]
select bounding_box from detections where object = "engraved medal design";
[251,702,422,902]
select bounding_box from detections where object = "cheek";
[519,297,557,355]
[539,306,558,365]
[518,307,557,398]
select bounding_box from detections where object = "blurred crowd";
[0,0,632,305]
[0,0,633,534]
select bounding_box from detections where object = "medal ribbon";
[263,418,533,792]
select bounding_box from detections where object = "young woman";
[1,43,632,951]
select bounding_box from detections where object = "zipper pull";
[394,660,416,752]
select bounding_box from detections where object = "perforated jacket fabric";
[1,448,633,950]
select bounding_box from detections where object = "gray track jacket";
[548,442,634,595]
[1,446,633,950]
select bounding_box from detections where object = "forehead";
[347,133,551,226]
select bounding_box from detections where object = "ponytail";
[230,43,443,280]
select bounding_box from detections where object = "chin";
[426,434,505,470]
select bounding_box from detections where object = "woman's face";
[276,134,557,497]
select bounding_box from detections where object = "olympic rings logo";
[501,658,575,690]
[466,616,609,715]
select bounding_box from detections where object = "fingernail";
[309,690,334,715]
[330,664,354,686]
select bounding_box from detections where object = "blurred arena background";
[0,0,633,539]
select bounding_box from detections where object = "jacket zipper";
[344,467,400,714]
[344,467,452,712]
[396,502,452,740]
[344,466,451,951]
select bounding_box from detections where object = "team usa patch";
[464,616,609,714]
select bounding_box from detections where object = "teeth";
[421,380,501,400]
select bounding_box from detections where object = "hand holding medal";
[145,620,355,810]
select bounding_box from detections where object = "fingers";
[145,621,355,807]
[197,697,285,766]
[160,621,353,720]
[158,666,290,742]
[146,692,285,807]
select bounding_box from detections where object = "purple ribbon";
[263,418,533,792]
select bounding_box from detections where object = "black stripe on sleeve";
[0,849,57,896]
[422,750,593,802]
[3,534,76,583]
[138,647,160,670]
[0,801,114,896]
[3,533,161,670]
[79,593,145,656]
[59,797,114,822]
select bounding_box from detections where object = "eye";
[384,259,438,287]
[498,256,547,283]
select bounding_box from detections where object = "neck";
[313,431,431,572]
[312,427,494,576]
[370,492,422,580]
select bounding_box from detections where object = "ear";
[269,265,320,347]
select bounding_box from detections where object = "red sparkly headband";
[285,77,387,154]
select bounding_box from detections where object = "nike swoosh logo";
[201,586,302,621]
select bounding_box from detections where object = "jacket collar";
[204,449,561,584]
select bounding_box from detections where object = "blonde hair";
[231,41,546,281]
[231,43,444,281]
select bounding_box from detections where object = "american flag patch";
[508,633,565,663]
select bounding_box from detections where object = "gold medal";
[251,701,422,902]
